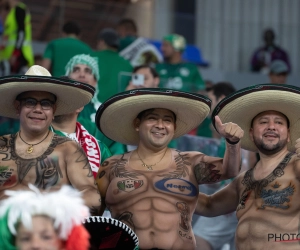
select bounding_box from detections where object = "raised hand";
[214,115,244,143]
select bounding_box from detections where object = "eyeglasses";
[18,98,55,110]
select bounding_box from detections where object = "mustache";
[263,132,279,137]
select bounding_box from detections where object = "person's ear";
[287,128,291,142]
[249,127,254,142]
[52,104,57,115]
[153,77,160,88]
[133,118,140,131]
[14,100,21,115]
[75,106,84,114]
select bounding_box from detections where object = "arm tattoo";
[0,136,13,161]
[74,143,93,177]
[194,162,221,184]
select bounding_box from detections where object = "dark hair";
[62,21,80,36]
[98,28,119,49]
[136,108,176,123]
[206,82,236,100]
[133,65,159,78]
[250,111,290,128]
[16,91,57,102]
[117,18,137,33]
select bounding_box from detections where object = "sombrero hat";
[0,65,94,118]
[96,88,211,145]
[83,216,139,250]
[212,84,300,152]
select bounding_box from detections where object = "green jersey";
[92,49,133,102]
[156,62,205,92]
[43,37,91,77]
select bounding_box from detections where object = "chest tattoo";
[237,152,294,211]
[260,182,295,209]
[159,150,190,179]
[110,154,141,179]
[7,134,69,189]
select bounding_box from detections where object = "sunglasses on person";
[18,98,55,110]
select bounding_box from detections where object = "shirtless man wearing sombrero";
[0,65,100,214]
[95,88,244,250]
[196,84,300,250]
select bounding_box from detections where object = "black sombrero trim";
[0,75,95,95]
[95,88,212,132]
[211,83,300,131]
[83,216,139,246]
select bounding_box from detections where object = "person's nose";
[30,236,42,249]
[155,119,165,129]
[33,102,43,112]
[267,121,276,130]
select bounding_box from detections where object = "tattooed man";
[196,84,300,250]
[0,65,100,215]
[95,89,243,250]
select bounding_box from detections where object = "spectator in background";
[117,18,163,66]
[0,0,34,76]
[64,54,127,156]
[268,59,289,84]
[250,28,291,74]
[125,65,160,90]
[42,21,91,77]
[156,34,205,93]
[93,28,132,103]
[0,185,90,250]
[117,18,138,51]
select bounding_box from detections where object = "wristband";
[226,138,240,145]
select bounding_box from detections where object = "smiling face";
[250,110,290,155]
[15,91,57,134]
[134,108,176,150]
[16,215,64,250]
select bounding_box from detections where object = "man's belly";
[109,197,196,250]
[236,215,300,250]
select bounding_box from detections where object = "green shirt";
[196,117,213,138]
[0,118,19,136]
[43,37,92,77]
[156,62,205,92]
[92,49,133,102]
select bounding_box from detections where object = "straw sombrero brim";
[0,75,94,118]
[212,84,300,152]
[96,88,211,145]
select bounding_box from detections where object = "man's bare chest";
[237,157,300,217]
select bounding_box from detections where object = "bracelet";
[226,138,240,145]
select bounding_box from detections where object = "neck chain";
[137,148,168,170]
[18,130,50,154]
